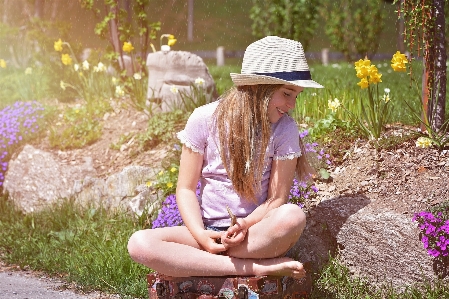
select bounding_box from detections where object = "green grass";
[0,195,151,298]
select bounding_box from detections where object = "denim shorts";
[205,225,229,232]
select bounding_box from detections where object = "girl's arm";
[222,157,297,247]
[176,145,227,254]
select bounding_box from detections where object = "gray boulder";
[3,145,162,216]
[146,50,217,112]
[290,195,447,291]
[3,144,96,213]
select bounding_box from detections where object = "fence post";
[216,46,225,66]
[321,48,329,66]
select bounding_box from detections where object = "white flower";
[112,77,118,85]
[94,62,106,72]
[195,77,205,86]
[161,45,171,53]
[384,88,390,94]
[82,60,89,70]
[115,85,125,97]
[382,94,390,103]
[74,64,79,71]
[416,137,432,148]
[133,73,142,80]
[328,98,341,113]
[170,85,179,94]
[25,67,32,75]
[311,92,317,97]
[60,80,66,91]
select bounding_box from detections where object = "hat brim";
[230,73,324,89]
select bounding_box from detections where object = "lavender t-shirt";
[177,100,301,227]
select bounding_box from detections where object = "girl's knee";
[127,229,152,262]
[275,204,306,232]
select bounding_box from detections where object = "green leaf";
[319,168,330,180]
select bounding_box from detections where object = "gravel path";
[0,271,90,299]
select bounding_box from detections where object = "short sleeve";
[176,104,213,155]
[272,116,302,160]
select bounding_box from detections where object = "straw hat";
[230,36,323,88]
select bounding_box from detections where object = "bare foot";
[253,257,306,279]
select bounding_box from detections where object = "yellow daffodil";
[167,182,174,188]
[25,67,32,75]
[167,35,177,46]
[0,59,6,68]
[170,167,177,173]
[123,41,134,53]
[367,65,378,76]
[391,51,408,72]
[54,39,63,52]
[328,98,341,113]
[146,181,153,187]
[158,170,164,176]
[369,72,382,84]
[61,54,72,65]
[357,78,369,89]
[416,137,432,148]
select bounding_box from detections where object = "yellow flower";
[158,170,164,176]
[123,41,134,53]
[61,54,72,65]
[146,181,153,187]
[391,51,408,72]
[369,72,382,84]
[354,58,371,78]
[54,39,63,52]
[357,78,369,89]
[416,137,432,148]
[60,80,66,90]
[25,67,32,75]
[167,35,177,46]
[328,98,341,113]
[170,167,177,173]
[167,182,174,188]
[382,94,390,103]
[0,59,6,68]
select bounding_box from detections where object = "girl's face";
[267,85,304,123]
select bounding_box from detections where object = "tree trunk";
[429,0,447,131]
[108,1,125,71]
[34,0,44,18]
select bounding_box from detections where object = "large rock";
[146,50,217,112]
[290,195,447,291]
[3,144,96,213]
[337,206,442,288]
[73,165,162,215]
[3,145,162,216]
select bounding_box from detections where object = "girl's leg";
[227,203,306,259]
[127,208,306,278]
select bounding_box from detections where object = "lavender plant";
[0,101,45,187]
[413,208,449,258]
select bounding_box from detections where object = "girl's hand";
[197,229,227,254]
[221,218,248,249]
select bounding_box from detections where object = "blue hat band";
[254,71,312,81]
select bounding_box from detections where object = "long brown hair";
[214,84,315,202]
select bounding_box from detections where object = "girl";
[128,36,323,279]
